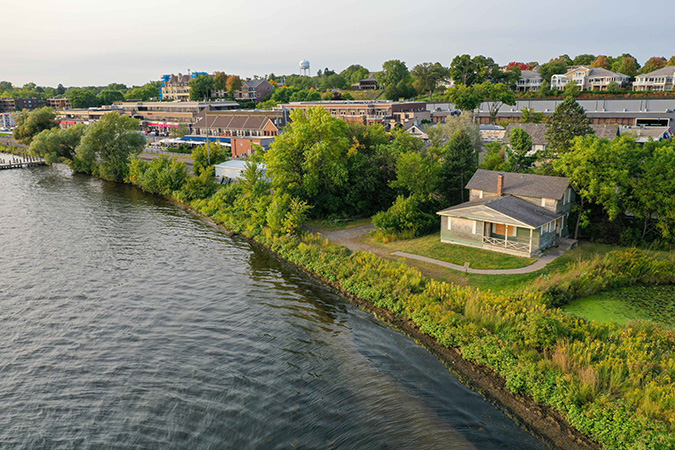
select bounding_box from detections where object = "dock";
[0,155,46,170]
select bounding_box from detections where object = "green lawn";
[563,285,675,328]
[363,232,536,270]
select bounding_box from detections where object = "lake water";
[0,164,546,449]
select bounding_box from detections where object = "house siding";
[440,216,484,247]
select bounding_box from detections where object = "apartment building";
[234,79,274,103]
[47,98,72,109]
[551,66,629,91]
[633,66,675,92]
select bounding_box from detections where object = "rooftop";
[466,169,570,200]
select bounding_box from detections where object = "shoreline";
[185,200,598,450]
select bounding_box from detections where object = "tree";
[390,151,441,202]
[505,128,537,172]
[107,83,127,91]
[590,55,611,69]
[213,72,229,92]
[73,113,145,181]
[538,59,568,84]
[611,54,639,77]
[67,88,100,108]
[439,129,477,204]
[125,82,159,101]
[632,143,675,240]
[553,136,633,239]
[564,81,581,98]
[340,64,370,85]
[521,107,544,123]
[189,75,214,100]
[265,107,353,216]
[606,81,621,94]
[411,62,449,100]
[0,81,12,92]
[481,142,507,171]
[192,144,228,176]
[226,75,242,97]
[56,83,66,95]
[446,83,482,112]
[378,60,415,100]
[99,90,125,105]
[478,82,516,124]
[29,124,86,164]
[667,56,675,67]
[545,97,593,156]
[425,113,481,149]
[12,106,58,144]
[640,56,667,74]
[572,54,596,66]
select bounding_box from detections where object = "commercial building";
[159,72,207,101]
[279,100,428,126]
[428,98,675,127]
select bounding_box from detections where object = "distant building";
[551,66,629,91]
[516,70,543,92]
[479,124,506,143]
[619,125,674,143]
[234,79,274,103]
[0,98,15,113]
[279,100,427,126]
[1,112,15,128]
[160,72,207,101]
[47,98,72,109]
[633,67,675,92]
[351,78,379,90]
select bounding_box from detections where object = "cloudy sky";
[4,0,673,87]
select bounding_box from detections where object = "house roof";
[504,123,547,145]
[466,169,570,200]
[437,195,563,229]
[590,124,620,140]
[520,70,542,79]
[504,123,619,145]
[635,66,675,79]
[243,79,269,89]
[195,115,274,131]
[564,66,628,79]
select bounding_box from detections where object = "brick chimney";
[497,173,504,197]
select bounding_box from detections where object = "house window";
[493,223,516,236]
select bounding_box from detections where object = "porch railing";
[483,236,530,253]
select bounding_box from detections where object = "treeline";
[0,80,161,108]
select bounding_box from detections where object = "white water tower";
[299,60,310,76]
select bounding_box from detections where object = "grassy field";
[563,285,675,328]
[363,232,536,270]
[306,217,372,231]
[343,89,383,100]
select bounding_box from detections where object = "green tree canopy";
[189,75,214,100]
[73,113,145,181]
[12,106,58,144]
[505,128,536,172]
[67,88,100,108]
[29,124,86,164]
[99,90,125,105]
[545,97,593,156]
[538,59,568,83]
[411,62,449,100]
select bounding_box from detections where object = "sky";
[4,0,674,87]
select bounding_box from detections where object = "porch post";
[529,228,533,255]
[505,226,508,247]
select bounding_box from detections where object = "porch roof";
[437,195,563,229]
